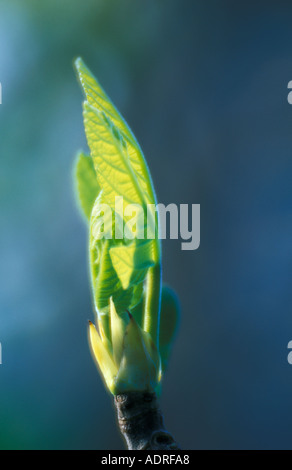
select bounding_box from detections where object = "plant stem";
[114,391,180,450]
[143,262,162,347]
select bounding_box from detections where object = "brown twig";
[114,391,180,450]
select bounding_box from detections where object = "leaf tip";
[73,56,84,73]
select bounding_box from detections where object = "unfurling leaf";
[130,285,180,374]
[110,297,129,366]
[74,59,178,396]
[159,286,180,373]
[88,321,117,393]
[109,240,155,290]
[74,151,100,220]
[75,58,160,319]
[115,314,157,392]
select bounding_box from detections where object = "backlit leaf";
[74,151,100,220]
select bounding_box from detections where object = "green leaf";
[89,194,116,314]
[110,298,129,366]
[74,58,164,371]
[89,194,141,317]
[141,330,161,379]
[115,314,157,392]
[74,151,100,220]
[159,286,180,373]
[83,102,149,208]
[82,101,160,306]
[90,219,133,317]
[75,57,157,210]
[130,283,144,316]
[129,284,180,374]
[81,101,160,316]
[131,285,180,372]
[109,240,155,290]
[75,57,135,145]
[88,321,118,393]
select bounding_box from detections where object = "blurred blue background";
[0,0,292,450]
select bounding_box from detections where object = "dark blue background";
[0,0,291,449]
